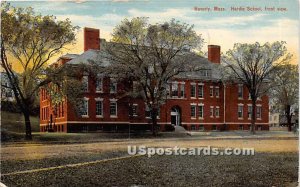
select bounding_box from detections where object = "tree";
[270,62,298,131]
[105,17,204,134]
[223,42,290,134]
[1,3,79,139]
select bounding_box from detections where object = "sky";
[9,0,300,64]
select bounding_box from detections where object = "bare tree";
[1,3,79,139]
[269,62,298,131]
[223,42,290,134]
[105,17,204,134]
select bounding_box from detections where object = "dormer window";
[200,70,211,77]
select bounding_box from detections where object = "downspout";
[223,83,226,130]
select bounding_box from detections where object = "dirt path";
[1,138,298,161]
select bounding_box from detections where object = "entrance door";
[171,107,181,126]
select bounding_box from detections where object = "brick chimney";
[208,45,221,64]
[84,27,100,51]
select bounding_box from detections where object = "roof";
[60,53,80,59]
[175,54,222,81]
[64,43,222,81]
[67,49,111,67]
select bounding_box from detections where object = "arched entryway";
[171,106,181,126]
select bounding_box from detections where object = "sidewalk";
[169,130,298,140]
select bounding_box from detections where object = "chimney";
[84,27,100,51]
[208,45,221,64]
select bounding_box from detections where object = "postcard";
[1,0,299,186]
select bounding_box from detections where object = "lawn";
[1,152,298,187]
[1,137,298,186]
[1,111,40,141]
[1,111,40,132]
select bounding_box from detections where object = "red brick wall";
[208,45,220,64]
[84,27,100,51]
[40,88,68,133]
[40,76,269,132]
[224,83,269,130]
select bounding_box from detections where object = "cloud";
[30,1,70,12]
[55,7,298,63]
[56,13,125,38]
[128,8,269,28]
[127,8,298,53]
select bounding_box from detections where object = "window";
[257,106,262,119]
[248,105,252,119]
[215,107,220,118]
[239,125,244,130]
[200,70,211,77]
[210,86,214,97]
[198,84,204,98]
[198,105,204,118]
[215,87,219,97]
[210,107,214,117]
[145,105,151,118]
[190,84,196,98]
[61,101,64,117]
[41,108,44,120]
[180,84,185,98]
[95,75,103,92]
[110,101,117,117]
[110,78,117,93]
[80,98,89,117]
[96,100,103,117]
[58,103,61,117]
[191,125,196,130]
[156,108,160,118]
[145,106,159,118]
[172,82,178,97]
[212,125,217,130]
[82,75,89,92]
[191,105,196,118]
[238,84,243,99]
[132,104,138,116]
[166,84,171,97]
[199,125,204,131]
[238,105,243,118]
[54,105,58,117]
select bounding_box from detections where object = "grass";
[1,152,298,187]
[1,111,40,141]
[1,111,40,133]
[1,135,298,186]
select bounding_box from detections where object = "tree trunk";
[151,107,158,136]
[285,105,292,132]
[24,111,32,140]
[251,99,256,134]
